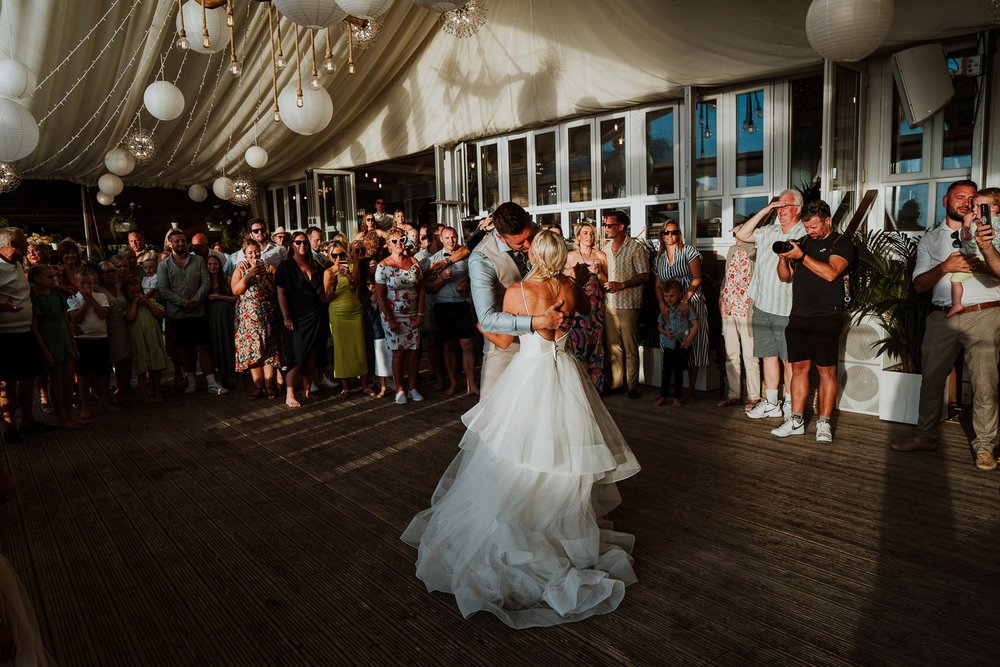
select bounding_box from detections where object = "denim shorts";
[751,306,789,361]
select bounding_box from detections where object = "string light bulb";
[229,59,241,77]
[324,28,335,73]
[176,0,189,49]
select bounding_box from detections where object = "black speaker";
[891,43,955,127]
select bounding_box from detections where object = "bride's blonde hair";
[525,229,567,282]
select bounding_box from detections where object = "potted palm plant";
[849,229,932,424]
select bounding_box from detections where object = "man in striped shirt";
[735,190,805,420]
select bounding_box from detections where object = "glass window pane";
[481,144,500,212]
[884,184,929,231]
[534,132,557,205]
[646,109,674,195]
[568,126,592,202]
[790,76,824,196]
[508,137,529,207]
[569,209,597,240]
[891,89,923,174]
[942,64,975,170]
[734,196,770,227]
[600,118,627,199]
[829,68,860,222]
[465,144,480,214]
[535,212,561,226]
[645,202,680,240]
[696,101,718,192]
[736,90,765,188]
[696,199,723,239]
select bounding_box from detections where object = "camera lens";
[772,240,793,254]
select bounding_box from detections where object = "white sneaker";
[395,391,408,405]
[782,399,792,421]
[319,377,339,390]
[408,388,424,402]
[184,379,197,394]
[816,421,833,444]
[771,418,805,437]
[207,383,229,395]
[746,401,782,419]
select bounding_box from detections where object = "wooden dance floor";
[1,382,999,665]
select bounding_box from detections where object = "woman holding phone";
[323,240,369,397]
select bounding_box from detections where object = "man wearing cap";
[223,219,287,274]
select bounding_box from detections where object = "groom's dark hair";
[493,202,531,237]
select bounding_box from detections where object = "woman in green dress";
[323,240,369,397]
[123,278,169,404]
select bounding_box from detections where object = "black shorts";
[434,301,476,342]
[167,315,209,348]
[0,331,43,382]
[785,314,843,367]
[76,337,111,376]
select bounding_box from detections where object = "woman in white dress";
[402,229,640,629]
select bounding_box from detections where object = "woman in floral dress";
[564,222,608,393]
[374,227,424,405]
[231,240,281,399]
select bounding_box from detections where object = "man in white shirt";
[890,180,1000,471]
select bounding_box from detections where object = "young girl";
[949,187,1000,317]
[123,278,169,404]
[140,252,159,298]
[655,279,699,408]
[28,265,82,428]
[67,267,118,418]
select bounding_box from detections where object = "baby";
[948,188,1000,317]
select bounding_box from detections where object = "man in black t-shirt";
[770,200,854,444]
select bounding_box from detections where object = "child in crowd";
[123,278,168,404]
[655,279,699,408]
[28,265,82,428]
[140,253,159,298]
[67,267,118,418]
[948,187,1000,317]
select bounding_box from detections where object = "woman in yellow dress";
[323,240,370,397]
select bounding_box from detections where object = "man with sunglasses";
[891,180,1000,471]
[771,200,853,444]
[602,210,648,400]
[372,198,393,231]
[469,202,567,397]
[736,190,805,421]
[223,218,287,274]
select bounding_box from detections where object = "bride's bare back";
[503,277,583,341]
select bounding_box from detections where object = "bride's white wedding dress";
[401,326,640,629]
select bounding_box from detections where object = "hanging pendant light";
[805,0,894,62]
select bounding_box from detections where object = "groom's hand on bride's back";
[532,300,566,331]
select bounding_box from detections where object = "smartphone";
[980,203,991,221]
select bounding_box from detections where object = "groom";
[469,202,566,397]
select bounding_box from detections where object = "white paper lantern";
[805,0,894,63]
[334,0,394,19]
[143,81,185,121]
[188,184,208,202]
[245,145,269,169]
[213,176,234,200]
[104,148,136,176]
[0,59,36,99]
[410,0,468,12]
[96,191,115,206]
[273,0,347,28]
[277,83,334,136]
[176,0,231,55]
[98,173,124,196]
[0,98,38,161]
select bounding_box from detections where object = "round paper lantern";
[143,81,185,121]
[213,176,234,200]
[96,191,115,206]
[334,0,394,19]
[176,0,231,55]
[805,0,894,63]
[0,98,38,161]
[277,83,333,136]
[98,173,124,196]
[188,184,208,202]
[272,0,347,28]
[0,59,36,99]
[104,148,136,176]
[245,145,269,169]
[410,0,468,12]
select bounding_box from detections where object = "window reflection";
[645,202,679,240]
[568,126,592,202]
[891,89,923,174]
[534,132,557,205]
[736,90,765,188]
[465,145,479,214]
[482,144,499,212]
[696,199,722,239]
[646,109,674,195]
[884,184,928,231]
[734,196,770,226]
[508,137,529,207]
[696,101,718,192]
[942,57,975,170]
[600,118,627,199]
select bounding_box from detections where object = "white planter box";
[638,345,719,392]
[877,369,921,425]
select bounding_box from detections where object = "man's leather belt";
[935,300,1000,314]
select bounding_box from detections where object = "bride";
[401,229,640,629]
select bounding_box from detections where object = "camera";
[981,203,992,221]
[772,240,794,254]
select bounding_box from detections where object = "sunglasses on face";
[330,252,346,258]
[250,228,265,234]
[365,217,374,222]
[662,230,680,237]
[293,240,308,246]
[389,238,403,245]
[376,200,385,205]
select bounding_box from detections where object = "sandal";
[249,387,265,400]
[266,385,278,400]
[716,398,742,408]
[338,389,351,399]
[364,388,377,398]
[374,388,387,399]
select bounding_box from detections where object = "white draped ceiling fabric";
[0,0,990,189]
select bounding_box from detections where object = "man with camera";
[735,190,805,420]
[769,201,853,443]
[890,180,1000,471]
